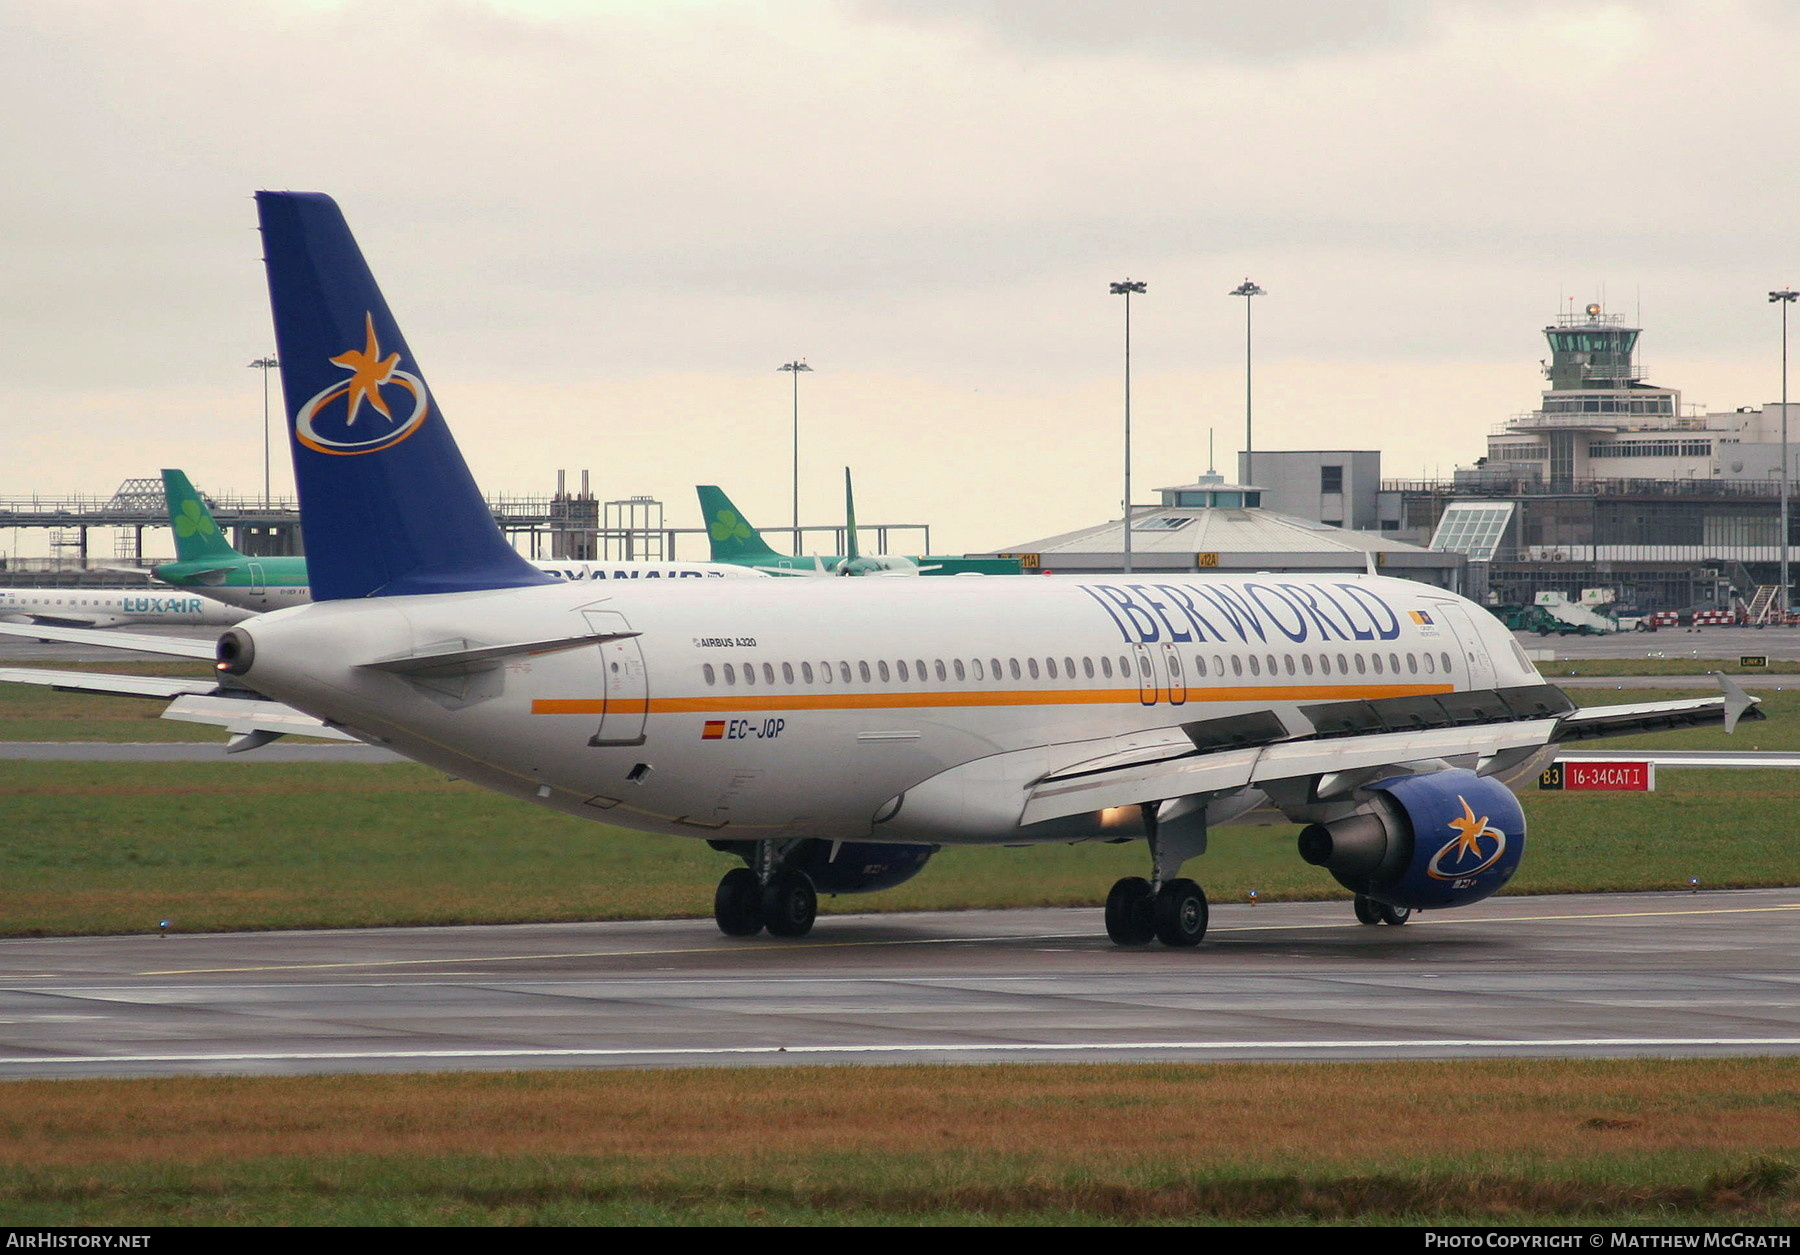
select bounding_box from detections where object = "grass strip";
[0,759,1794,936]
[0,1060,1790,1224]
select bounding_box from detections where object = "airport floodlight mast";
[1773,288,1797,620]
[248,356,279,508]
[1111,279,1146,573]
[1230,279,1266,483]
[778,359,813,554]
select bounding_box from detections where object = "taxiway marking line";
[3,1037,1798,1069]
[32,900,1793,979]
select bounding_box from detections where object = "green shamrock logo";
[173,500,217,540]
[710,509,751,543]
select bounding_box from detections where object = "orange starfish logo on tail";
[329,314,403,426]
[293,313,431,455]
[1425,795,1508,880]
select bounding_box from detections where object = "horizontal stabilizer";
[358,630,639,676]
[0,622,221,660]
[0,668,219,700]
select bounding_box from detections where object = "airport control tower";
[1487,303,1684,486]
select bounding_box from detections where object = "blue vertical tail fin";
[254,192,552,601]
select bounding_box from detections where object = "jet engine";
[1296,769,1525,911]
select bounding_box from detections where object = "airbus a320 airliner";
[0,193,1759,947]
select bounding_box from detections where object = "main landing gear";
[712,844,818,938]
[1104,801,1210,948]
[1353,893,1411,927]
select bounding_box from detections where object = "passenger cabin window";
[1009,658,1022,680]
[802,662,815,683]
[897,660,909,681]
[782,662,795,684]
[1101,657,1113,678]
[724,663,737,685]
[703,664,716,686]
[878,661,891,682]
[1027,658,1040,680]
[858,661,871,683]
[953,659,965,681]
[1441,652,1454,673]
[1083,657,1095,679]
[743,663,757,685]
[763,663,775,685]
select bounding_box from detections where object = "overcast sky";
[5,0,1799,558]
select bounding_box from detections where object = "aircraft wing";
[0,622,220,660]
[1552,677,1761,741]
[1021,718,1561,827]
[1018,682,1757,829]
[0,668,219,700]
[1,612,134,629]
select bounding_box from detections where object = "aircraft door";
[583,609,648,747]
[1441,604,1498,690]
[1131,643,1157,706]
[1159,643,1188,706]
[248,562,265,596]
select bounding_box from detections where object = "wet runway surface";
[0,889,1793,1079]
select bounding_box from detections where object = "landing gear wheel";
[1374,901,1412,927]
[1104,876,1156,946]
[1353,894,1382,925]
[1152,878,1209,947]
[713,867,764,937]
[761,869,818,938]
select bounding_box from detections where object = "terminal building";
[1241,306,1798,616]
[981,471,1466,589]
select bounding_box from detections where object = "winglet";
[1716,671,1757,734]
[255,192,553,601]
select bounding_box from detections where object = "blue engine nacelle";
[709,839,936,895]
[1296,769,1525,911]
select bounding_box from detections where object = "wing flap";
[161,695,359,747]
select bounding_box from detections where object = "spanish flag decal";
[702,720,726,740]
[1409,610,1434,625]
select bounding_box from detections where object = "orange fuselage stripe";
[530,683,1454,716]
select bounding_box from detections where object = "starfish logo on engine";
[1426,796,1508,880]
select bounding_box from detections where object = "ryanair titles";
[1082,581,1403,646]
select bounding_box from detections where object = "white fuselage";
[230,573,1541,846]
[0,587,253,629]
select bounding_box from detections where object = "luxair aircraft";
[698,483,1021,577]
[150,468,767,614]
[0,586,250,630]
[0,192,1761,947]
